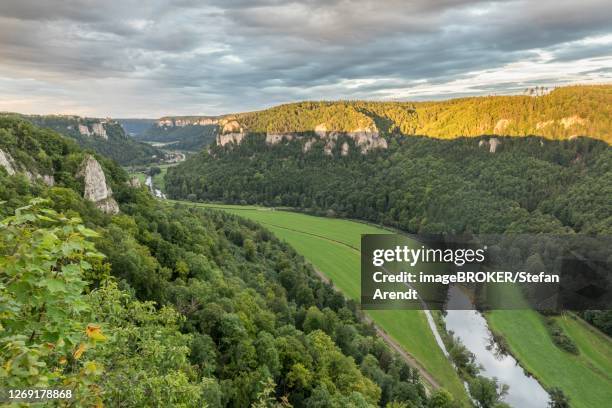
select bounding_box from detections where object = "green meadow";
[481,272,612,408]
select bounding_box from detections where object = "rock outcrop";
[77,155,119,214]
[217,132,246,146]
[92,123,107,139]
[0,148,17,175]
[341,142,349,156]
[266,132,295,145]
[302,138,316,153]
[478,138,501,153]
[214,119,387,154]
[128,176,142,188]
[489,138,501,153]
[156,117,218,127]
[313,123,386,154]
[78,124,91,136]
[0,148,54,185]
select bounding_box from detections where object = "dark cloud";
[0,0,610,116]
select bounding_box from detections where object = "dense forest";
[136,123,219,151]
[223,85,611,143]
[167,135,611,236]
[0,117,457,406]
[11,114,164,166]
[166,132,612,335]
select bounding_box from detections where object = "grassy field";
[179,202,469,401]
[486,284,612,408]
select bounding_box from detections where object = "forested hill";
[166,135,612,236]
[217,85,611,143]
[8,113,164,165]
[0,117,447,406]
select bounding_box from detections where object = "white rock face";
[489,138,501,153]
[478,138,501,153]
[1,148,55,185]
[214,120,386,154]
[341,142,350,156]
[265,132,295,145]
[315,124,386,154]
[157,117,218,127]
[0,148,17,175]
[41,174,55,186]
[302,138,316,153]
[77,155,119,214]
[128,176,142,188]
[92,123,107,139]
[217,132,245,146]
[78,124,91,136]
[323,140,335,156]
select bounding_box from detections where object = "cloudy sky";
[0,0,611,117]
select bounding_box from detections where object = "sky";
[0,0,611,118]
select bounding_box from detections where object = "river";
[444,286,550,407]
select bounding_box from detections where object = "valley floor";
[169,201,612,407]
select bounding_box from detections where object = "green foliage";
[0,200,107,405]
[467,376,509,408]
[140,124,219,151]
[17,114,164,165]
[0,117,438,406]
[166,134,611,236]
[227,85,611,143]
[543,317,579,355]
[86,282,210,407]
[547,387,570,408]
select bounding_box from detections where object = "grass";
[176,202,469,402]
[486,286,612,408]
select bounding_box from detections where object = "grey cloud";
[0,0,610,116]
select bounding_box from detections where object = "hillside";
[213,85,610,149]
[0,117,450,407]
[167,134,612,236]
[132,116,221,151]
[140,123,219,151]
[10,113,165,165]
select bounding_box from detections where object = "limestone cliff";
[91,122,108,139]
[0,148,55,185]
[216,132,246,146]
[479,138,501,153]
[77,155,119,214]
[0,148,17,175]
[157,117,219,127]
[216,119,387,155]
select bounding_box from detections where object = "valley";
[168,202,612,408]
